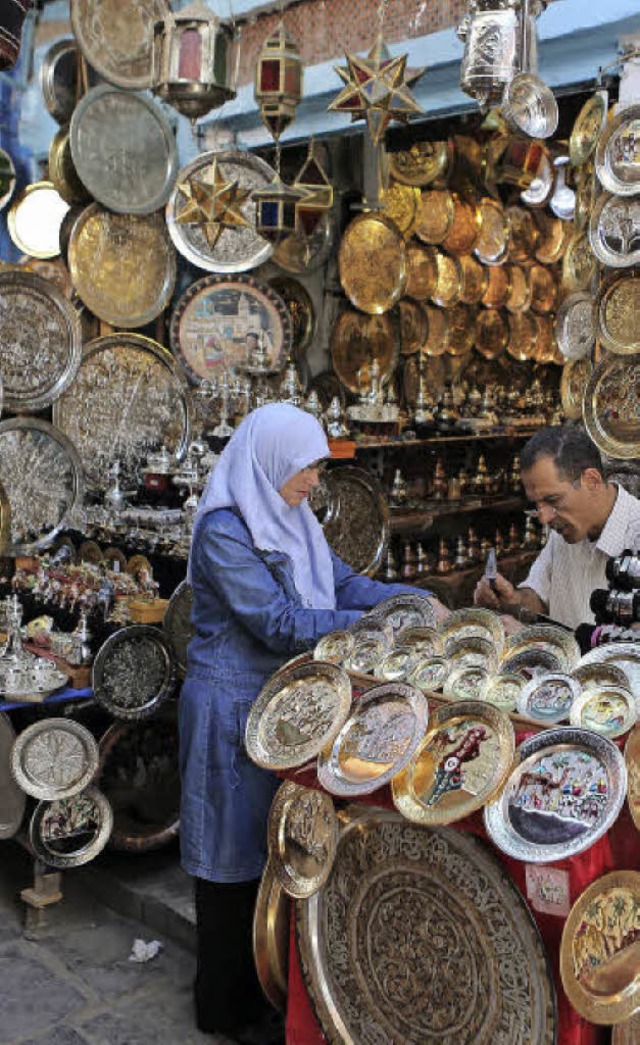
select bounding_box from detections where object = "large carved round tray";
[595,271,640,356]
[29,785,113,870]
[315,466,389,577]
[10,718,99,801]
[0,713,26,839]
[297,808,556,1045]
[583,353,640,460]
[561,356,592,421]
[170,273,292,386]
[92,624,177,721]
[330,310,398,395]
[267,780,338,899]
[595,103,640,198]
[0,268,82,412]
[53,333,190,490]
[166,149,276,274]
[484,726,627,863]
[253,858,290,1012]
[70,85,178,215]
[0,417,84,554]
[589,194,640,268]
[338,212,406,315]
[70,0,167,91]
[162,580,193,679]
[68,204,176,328]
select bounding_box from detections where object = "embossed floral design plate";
[589,193,640,268]
[571,662,632,695]
[583,354,640,459]
[338,212,406,315]
[561,356,592,421]
[267,780,338,899]
[162,580,193,679]
[29,785,113,870]
[443,663,491,701]
[92,625,177,720]
[11,719,99,801]
[367,592,436,636]
[555,291,595,362]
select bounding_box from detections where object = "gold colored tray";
[529,264,557,315]
[405,242,437,301]
[624,726,640,829]
[397,296,428,355]
[330,309,397,394]
[569,685,637,739]
[446,304,476,356]
[570,92,607,168]
[380,181,420,238]
[504,264,532,314]
[415,188,454,244]
[438,607,505,652]
[458,254,488,305]
[339,211,406,315]
[506,205,539,262]
[481,265,510,309]
[507,311,537,361]
[474,196,510,266]
[389,140,452,187]
[596,270,640,355]
[267,780,337,899]
[475,309,508,360]
[583,353,640,459]
[502,624,580,673]
[431,251,461,308]
[561,356,592,420]
[253,858,290,1012]
[70,0,166,91]
[562,230,597,293]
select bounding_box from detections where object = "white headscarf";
[188,404,336,609]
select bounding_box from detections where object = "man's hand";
[474,572,518,613]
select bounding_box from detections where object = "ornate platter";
[625,726,640,829]
[7,181,69,259]
[569,686,637,739]
[92,624,176,721]
[314,630,355,666]
[405,242,437,301]
[483,672,525,712]
[53,333,190,490]
[499,647,563,680]
[297,809,556,1045]
[395,625,442,658]
[29,785,113,870]
[438,607,505,652]
[272,210,334,274]
[68,204,176,328]
[475,309,508,360]
[0,418,84,554]
[70,85,178,215]
[408,655,449,692]
[502,625,580,673]
[317,682,428,797]
[572,662,632,694]
[444,634,497,671]
[576,644,640,704]
[70,0,167,91]
[484,726,627,863]
[397,296,428,355]
[583,353,640,459]
[316,466,389,578]
[517,673,581,724]
[377,646,419,682]
[392,700,515,825]
[345,633,388,676]
[162,580,193,679]
[253,858,290,1012]
[595,103,640,197]
[555,291,595,361]
[10,718,99,801]
[380,181,420,238]
[529,264,557,314]
[367,593,436,637]
[443,664,491,701]
[595,271,640,355]
[268,275,315,360]
[474,196,510,266]
[0,713,26,839]
[267,780,337,899]
[560,870,640,1025]
[570,93,607,168]
[561,356,592,421]
[388,141,452,187]
[245,660,352,770]
[431,251,462,308]
[338,212,406,315]
[562,230,597,293]
[48,126,89,206]
[170,273,291,386]
[166,149,275,274]
[589,193,640,268]
[505,264,532,314]
[534,212,570,266]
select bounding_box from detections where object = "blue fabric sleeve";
[331,551,433,611]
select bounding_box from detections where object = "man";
[474,426,640,630]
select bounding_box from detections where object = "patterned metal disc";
[555,291,595,361]
[589,193,640,268]
[583,353,640,459]
[0,713,26,839]
[92,625,176,721]
[267,780,338,899]
[367,592,437,636]
[312,466,389,577]
[29,785,113,869]
[70,0,167,91]
[162,580,193,679]
[11,719,99,801]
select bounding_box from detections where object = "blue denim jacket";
[179,507,431,883]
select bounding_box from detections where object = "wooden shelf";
[390,496,526,534]
[354,430,538,451]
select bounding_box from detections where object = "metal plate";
[53,333,190,490]
[555,291,595,361]
[583,353,640,459]
[397,296,429,355]
[0,148,16,211]
[11,718,99,801]
[297,809,556,1045]
[560,356,592,421]
[613,1014,640,1045]
[483,672,525,712]
[0,417,84,554]
[562,230,597,293]
[315,466,389,577]
[560,870,640,1025]
[267,780,337,899]
[388,141,451,187]
[70,85,178,215]
[589,193,640,268]
[502,625,580,673]
[268,275,316,360]
[625,726,640,829]
[29,785,113,870]
[245,660,352,770]
[162,580,193,679]
[338,212,406,315]
[40,37,83,125]
[0,268,82,412]
[576,644,640,707]
[474,196,510,266]
[517,673,581,724]
[368,593,436,636]
[395,625,442,658]
[571,662,632,694]
[438,607,505,653]
[502,73,559,139]
[500,647,563,680]
[484,726,627,863]
[405,242,437,301]
[253,858,290,1013]
[408,655,449,691]
[443,663,491,701]
[314,630,355,666]
[70,0,167,91]
[317,681,428,797]
[92,625,176,721]
[170,273,291,386]
[596,271,640,355]
[0,713,26,839]
[569,686,637,739]
[377,646,419,682]
[381,181,421,238]
[596,103,640,197]
[68,204,176,328]
[272,210,334,274]
[392,700,515,825]
[7,181,69,259]
[345,633,388,677]
[570,93,607,168]
[330,310,398,395]
[166,150,275,274]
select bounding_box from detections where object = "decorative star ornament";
[328,35,426,147]
[175,159,252,248]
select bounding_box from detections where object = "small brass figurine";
[454,535,468,571]
[436,537,452,574]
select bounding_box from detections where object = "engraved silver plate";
[502,73,559,140]
[297,809,556,1045]
[70,0,167,91]
[367,592,436,636]
[314,630,355,666]
[589,193,640,268]
[267,780,338,899]
[555,291,595,361]
[438,606,505,653]
[484,727,627,863]
[0,418,84,554]
[575,644,640,708]
[166,150,275,274]
[29,785,113,869]
[162,580,193,679]
[70,85,178,215]
[0,712,26,839]
[313,466,389,578]
[92,625,177,721]
[11,718,99,801]
[595,104,640,198]
[0,268,82,412]
[53,333,190,491]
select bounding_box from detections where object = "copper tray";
[92,624,177,721]
[380,181,420,238]
[70,0,168,90]
[253,859,290,1012]
[431,251,462,308]
[415,188,454,244]
[330,310,397,395]
[318,466,389,577]
[458,254,488,305]
[560,356,592,421]
[423,304,449,356]
[474,196,510,266]
[267,780,337,899]
[529,264,557,315]
[339,211,406,314]
[29,785,113,869]
[481,264,510,309]
[397,296,428,355]
[562,230,597,293]
[446,303,476,356]
[506,205,539,263]
[503,263,531,314]
[534,212,570,266]
[405,242,437,301]
[595,270,640,355]
[583,353,640,459]
[506,311,536,361]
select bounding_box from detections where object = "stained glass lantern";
[152,0,235,122]
[254,21,303,141]
[293,141,333,236]
[253,175,306,244]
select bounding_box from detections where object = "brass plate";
[378,645,418,682]
[48,125,88,205]
[268,276,315,360]
[397,296,428,355]
[314,630,355,666]
[415,188,454,244]
[595,103,640,197]
[569,686,637,739]
[529,264,557,315]
[11,718,99,801]
[70,0,167,91]
[443,664,491,701]
[408,655,450,692]
[68,204,176,329]
[367,593,436,637]
[330,309,397,394]
[504,264,532,314]
[245,660,352,770]
[438,607,505,652]
[458,254,488,305]
[405,242,437,301]
[253,858,289,1013]
[446,304,476,356]
[162,579,193,679]
[318,466,389,577]
[8,181,69,259]
[380,181,420,237]
[560,356,592,420]
[424,305,449,356]
[272,210,334,274]
[570,93,607,168]
[555,291,595,361]
[533,314,557,365]
[29,785,113,870]
[388,141,451,187]
[576,643,640,706]
[484,727,627,862]
[484,673,525,712]
[596,270,640,355]
[506,311,536,361]
[267,781,337,899]
[297,809,556,1045]
[506,205,539,263]
[0,713,25,839]
[442,196,481,256]
[583,353,640,459]
[474,196,510,266]
[625,726,640,829]
[589,193,640,268]
[317,681,429,797]
[338,212,406,315]
[517,673,581,724]
[613,1014,640,1045]
[345,634,387,676]
[431,251,461,308]
[575,169,595,231]
[562,230,596,292]
[500,647,563,679]
[395,625,442,657]
[535,212,570,265]
[560,870,640,1025]
[392,700,515,825]
[476,309,508,360]
[502,625,580,673]
[481,264,510,309]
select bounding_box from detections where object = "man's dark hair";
[520,426,604,481]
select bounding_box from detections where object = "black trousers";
[194,876,267,1035]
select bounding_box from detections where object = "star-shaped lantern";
[328,35,426,146]
[175,158,251,248]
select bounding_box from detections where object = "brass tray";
[576,643,640,705]
[29,785,113,870]
[408,655,449,692]
[92,625,177,721]
[10,718,99,801]
[443,663,491,701]
[625,726,640,829]
[269,275,315,360]
[431,251,462,308]
[314,630,355,666]
[570,92,607,168]
[317,466,389,577]
[595,103,640,197]
[589,193,640,268]
[70,0,167,91]
[534,212,570,266]
[446,304,476,356]
[245,660,352,770]
[48,125,89,205]
[253,858,290,1013]
[380,181,420,238]
[442,196,481,256]
[475,309,508,360]
[502,625,580,673]
[533,314,558,365]
[560,870,640,1025]
[569,685,637,739]
[7,181,69,259]
[338,212,406,315]
[367,592,436,637]
[507,311,537,361]
[438,606,505,652]
[377,646,419,682]
[596,270,640,355]
[583,353,640,459]
[458,254,488,305]
[297,809,556,1045]
[272,210,334,274]
[504,263,532,314]
[561,356,592,421]
[162,580,193,679]
[474,196,510,266]
[505,205,539,263]
[0,713,25,839]
[529,264,557,315]
[415,188,454,244]
[388,141,451,187]
[484,726,627,863]
[330,310,397,395]
[613,1014,640,1045]
[40,37,82,125]
[70,85,178,215]
[483,672,525,712]
[317,681,428,797]
[267,781,337,899]
[68,204,176,329]
[481,264,510,309]
[517,673,581,725]
[562,230,597,293]
[395,625,442,657]
[423,305,449,356]
[397,296,428,355]
[555,291,595,361]
[392,700,515,825]
[53,333,190,490]
[405,242,437,301]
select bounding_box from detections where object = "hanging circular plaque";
[570,93,607,168]
[338,212,406,315]
[481,264,510,309]
[405,242,437,301]
[29,785,113,870]
[534,211,570,265]
[423,304,449,356]
[11,718,99,801]
[330,310,397,394]
[380,181,420,237]
[48,126,89,206]
[529,264,557,314]
[561,356,592,420]
[595,103,640,197]
[474,196,510,265]
[458,254,488,305]
[162,580,193,679]
[589,193,640,268]
[268,275,316,359]
[505,263,532,314]
[267,781,338,899]
[506,205,539,263]
[8,181,69,259]
[397,296,428,355]
[68,205,176,329]
[415,188,454,244]
[446,303,476,356]
[555,291,595,361]
[583,353,640,459]
[272,210,334,274]
[92,625,176,721]
[70,85,178,215]
[388,141,452,187]
[562,230,597,292]
[0,713,26,840]
[317,466,389,577]
[70,0,167,90]
[595,270,640,355]
[431,251,462,308]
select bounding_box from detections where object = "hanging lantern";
[254,21,303,141]
[457,0,546,113]
[152,0,235,122]
[253,175,306,244]
[293,140,333,236]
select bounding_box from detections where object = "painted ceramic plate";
[583,353,640,459]
[253,859,290,1013]
[314,630,355,666]
[625,726,640,829]
[29,785,113,869]
[438,607,505,653]
[569,686,636,739]
[267,780,337,899]
[408,655,449,692]
[517,673,581,724]
[0,712,26,839]
[162,580,193,679]
[367,593,436,637]
[484,673,525,712]
[484,727,627,863]
[596,103,640,197]
[92,625,177,720]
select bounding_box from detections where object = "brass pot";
[48,125,89,205]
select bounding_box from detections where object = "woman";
[179,403,443,1042]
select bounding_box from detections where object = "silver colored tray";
[312,466,389,578]
[11,718,99,801]
[29,785,113,869]
[555,291,595,362]
[92,625,177,721]
[589,193,640,268]
[576,643,640,710]
[70,0,167,91]
[367,591,436,635]
[595,103,640,198]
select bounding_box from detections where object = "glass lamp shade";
[254,21,303,140]
[152,0,235,121]
[293,144,333,236]
[253,176,306,244]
